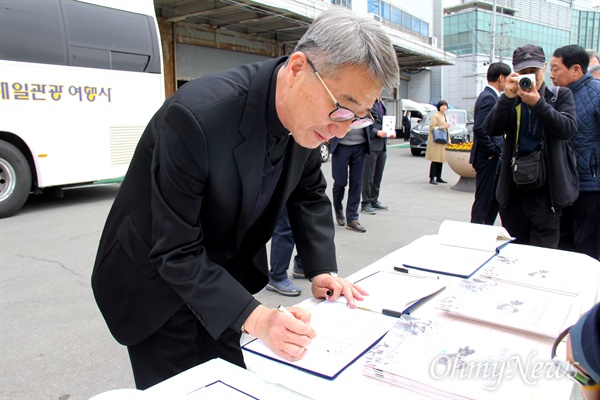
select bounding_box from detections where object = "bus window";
[0,0,67,66]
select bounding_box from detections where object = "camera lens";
[519,77,532,89]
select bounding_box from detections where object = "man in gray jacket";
[551,45,600,260]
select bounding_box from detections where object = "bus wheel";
[0,141,32,218]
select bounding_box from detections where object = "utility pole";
[491,0,497,63]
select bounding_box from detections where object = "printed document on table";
[477,254,580,296]
[436,278,576,338]
[242,300,398,380]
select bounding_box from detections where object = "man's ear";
[286,52,307,82]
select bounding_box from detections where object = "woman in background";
[426,100,450,185]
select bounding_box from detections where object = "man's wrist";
[309,271,338,282]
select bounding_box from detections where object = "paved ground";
[0,140,477,400]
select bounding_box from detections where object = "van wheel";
[0,141,32,218]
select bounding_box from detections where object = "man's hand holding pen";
[244,304,316,361]
[310,272,368,308]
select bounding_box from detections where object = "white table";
[243,243,600,400]
[91,242,599,399]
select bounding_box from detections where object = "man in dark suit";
[330,123,371,232]
[402,111,411,141]
[91,6,399,390]
[361,97,394,215]
[469,62,511,225]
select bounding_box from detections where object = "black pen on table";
[394,265,439,279]
[357,305,403,318]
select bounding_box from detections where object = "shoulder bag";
[433,129,448,144]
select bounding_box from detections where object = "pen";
[277,305,296,318]
[394,265,440,279]
[357,306,404,318]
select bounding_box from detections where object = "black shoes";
[361,205,376,215]
[346,220,366,233]
[436,178,448,183]
[372,201,388,210]
[429,178,437,185]
[336,213,346,226]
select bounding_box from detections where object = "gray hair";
[587,49,599,64]
[590,64,600,78]
[294,6,399,92]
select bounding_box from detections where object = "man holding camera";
[484,44,578,248]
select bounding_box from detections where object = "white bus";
[0,0,165,218]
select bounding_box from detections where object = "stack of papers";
[435,278,576,338]
[399,221,514,278]
[363,315,570,399]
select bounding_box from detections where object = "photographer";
[484,44,578,248]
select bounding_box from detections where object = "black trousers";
[558,191,600,261]
[470,155,501,225]
[127,305,244,389]
[499,185,561,248]
[429,161,443,179]
[361,149,387,206]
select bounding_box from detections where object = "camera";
[517,74,536,90]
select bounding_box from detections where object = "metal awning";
[154,0,454,69]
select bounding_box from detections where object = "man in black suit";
[91,6,399,390]
[469,62,511,225]
[402,111,411,141]
[361,97,394,215]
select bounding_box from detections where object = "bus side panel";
[0,60,164,188]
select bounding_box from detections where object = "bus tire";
[0,141,32,218]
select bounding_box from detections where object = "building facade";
[153,0,455,115]
[439,0,600,110]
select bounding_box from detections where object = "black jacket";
[485,83,578,211]
[91,57,337,346]
[469,86,503,169]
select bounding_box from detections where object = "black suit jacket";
[402,115,411,135]
[91,57,337,346]
[470,86,503,169]
[366,100,387,152]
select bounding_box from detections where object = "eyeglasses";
[306,57,374,129]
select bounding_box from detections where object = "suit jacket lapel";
[234,57,285,243]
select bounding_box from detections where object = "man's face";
[517,66,545,91]
[550,56,580,87]
[281,53,382,149]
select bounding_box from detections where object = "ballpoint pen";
[394,266,440,279]
[277,305,296,318]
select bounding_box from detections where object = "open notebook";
[242,270,446,380]
[336,270,446,317]
[399,220,515,278]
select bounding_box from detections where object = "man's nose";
[331,121,354,138]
